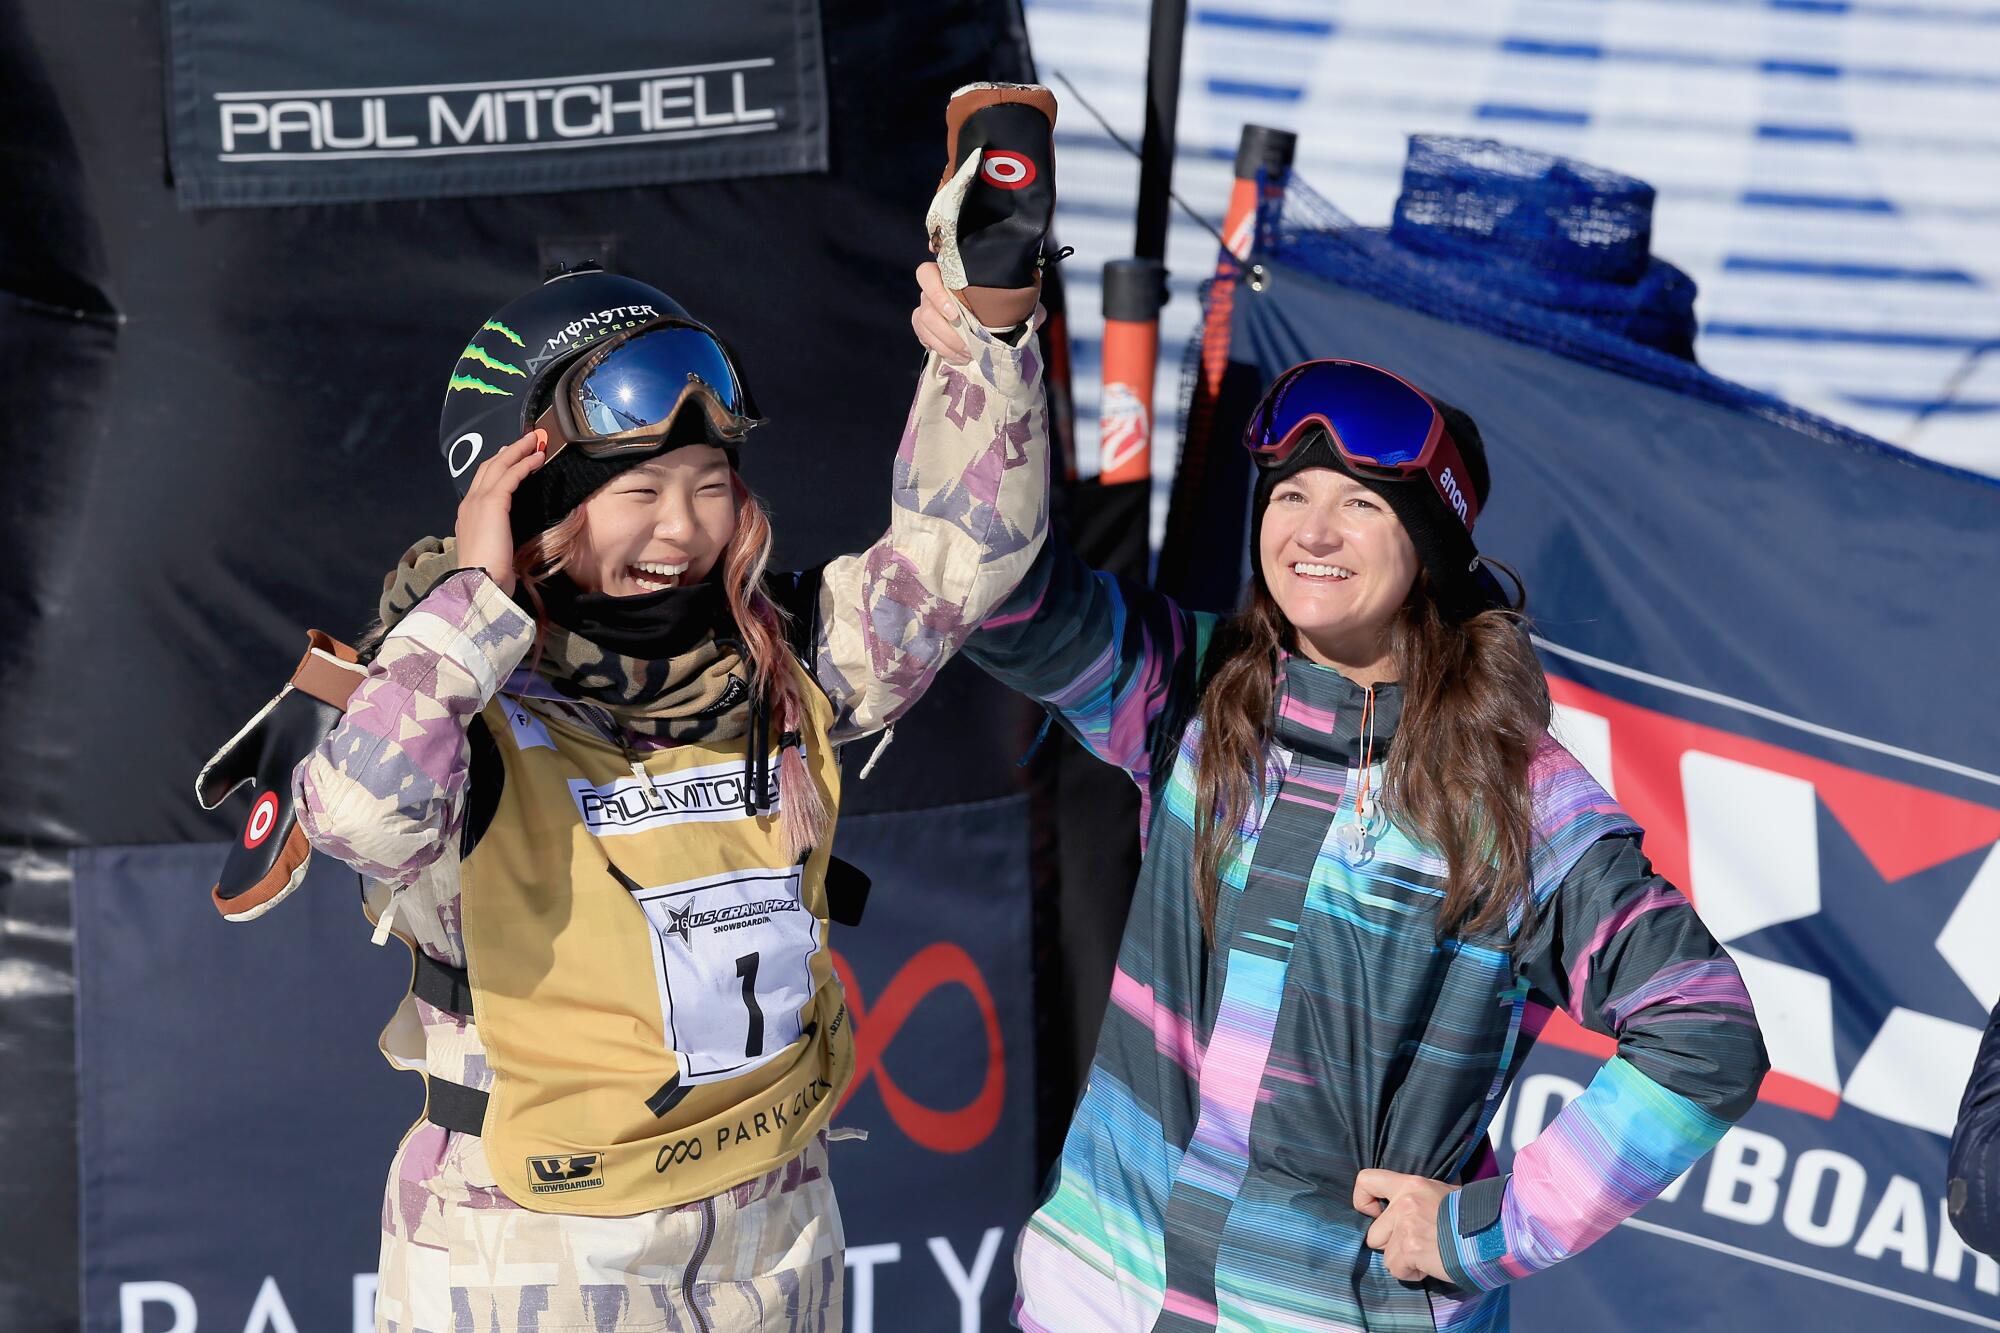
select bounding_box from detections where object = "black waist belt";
[426,1078,489,1136]
[825,855,871,928]
[410,951,485,1134]
[412,949,475,1018]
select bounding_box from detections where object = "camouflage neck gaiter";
[378,536,753,745]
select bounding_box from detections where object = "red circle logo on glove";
[981,151,1036,190]
[244,791,280,849]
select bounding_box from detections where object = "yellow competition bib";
[457,658,853,1214]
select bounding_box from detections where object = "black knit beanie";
[509,408,738,546]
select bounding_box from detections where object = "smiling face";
[566,445,739,596]
[1257,467,1420,682]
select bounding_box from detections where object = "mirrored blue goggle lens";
[1266,363,1437,468]
[573,325,745,437]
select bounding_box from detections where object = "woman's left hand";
[912,261,972,364]
[1354,1169,1456,1283]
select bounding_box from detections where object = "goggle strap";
[1253,409,1480,536]
[1422,426,1480,531]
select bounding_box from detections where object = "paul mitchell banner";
[162,0,828,208]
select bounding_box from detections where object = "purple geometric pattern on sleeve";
[294,569,534,886]
[815,319,1051,740]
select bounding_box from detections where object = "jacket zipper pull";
[630,759,668,812]
[370,889,402,947]
[858,724,896,780]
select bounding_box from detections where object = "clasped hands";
[909,261,1044,366]
[1353,1168,1457,1284]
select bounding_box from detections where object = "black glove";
[195,630,365,921]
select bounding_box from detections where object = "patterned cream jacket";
[290,318,1046,1333]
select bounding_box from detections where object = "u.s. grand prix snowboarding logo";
[1539,669,2000,1138]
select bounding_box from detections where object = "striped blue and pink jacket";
[964,541,1769,1332]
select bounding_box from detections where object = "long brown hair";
[515,472,832,863]
[1190,570,1549,942]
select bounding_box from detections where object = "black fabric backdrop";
[0,3,1049,1326]
[1028,479,1148,1177]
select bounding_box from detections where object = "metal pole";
[1204,126,1297,396]
[1154,124,1296,604]
[1096,0,1188,485]
[1133,0,1190,263]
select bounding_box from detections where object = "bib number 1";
[736,952,765,1058]
[631,867,819,1084]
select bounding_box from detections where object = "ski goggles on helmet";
[1244,359,1480,532]
[533,319,760,461]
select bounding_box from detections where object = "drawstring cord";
[369,890,402,947]
[857,725,896,780]
[736,682,793,817]
[742,685,766,816]
[1355,684,1377,825]
[1336,683,1380,861]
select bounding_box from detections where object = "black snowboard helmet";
[437,265,690,499]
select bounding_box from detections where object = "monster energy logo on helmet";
[436,265,690,497]
[461,345,523,377]
[542,305,662,353]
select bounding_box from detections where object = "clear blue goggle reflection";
[1258,365,1436,468]
[573,327,745,437]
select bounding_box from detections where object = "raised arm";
[1438,829,1770,1290]
[293,568,532,883]
[812,283,1050,743]
[294,432,543,883]
[961,535,1215,823]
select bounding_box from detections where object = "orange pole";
[1156,125,1295,599]
[1201,126,1295,399]
[1098,259,1166,485]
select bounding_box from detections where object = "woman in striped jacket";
[906,323,1771,1330]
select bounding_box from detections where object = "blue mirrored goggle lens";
[573,325,745,438]
[1263,362,1437,468]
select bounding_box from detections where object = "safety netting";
[1180,134,1995,485]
